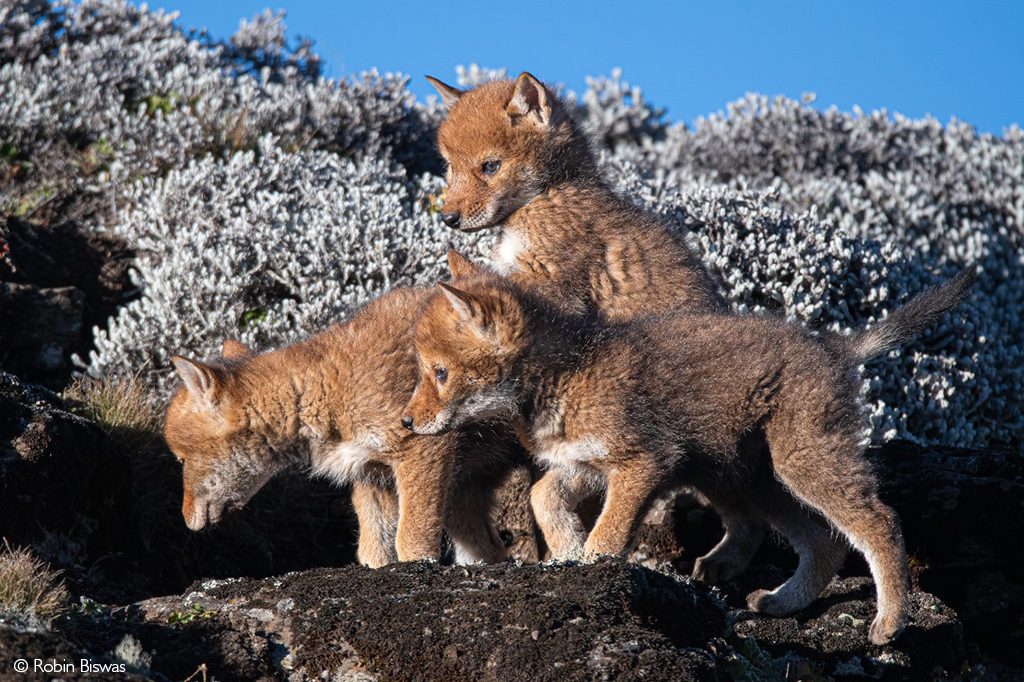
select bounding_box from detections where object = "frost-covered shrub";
[86,136,490,393]
[222,9,321,82]
[0,0,430,225]
[589,92,1023,447]
[454,63,507,88]
[4,2,1021,448]
[582,68,667,152]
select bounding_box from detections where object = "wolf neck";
[505,183,614,234]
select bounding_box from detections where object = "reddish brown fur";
[431,73,753,579]
[429,72,727,320]
[399,266,982,645]
[164,286,521,567]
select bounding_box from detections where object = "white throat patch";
[493,228,528,275]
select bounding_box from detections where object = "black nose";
[440,212,462,228]
[401,416,414,431]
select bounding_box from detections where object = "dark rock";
[873,440,1024,663]
[1,559,972,681]
[0,217,134,389]
[106,559,971,682]
[127,560,724,682]
[0,282,84,378]
[0,372,131,559]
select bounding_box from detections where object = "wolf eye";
[435,366,449,384]
[481,160,501,175]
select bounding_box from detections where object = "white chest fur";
[312,432,385,483]
[531,406,609,471]
[493,228,528,275]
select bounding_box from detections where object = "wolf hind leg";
[693,508,768,584]
[744,487,848,616]
[762,424,909,645]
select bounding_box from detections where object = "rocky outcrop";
[0,372,131,555]
[874,441,1024,663]
[13,559,954,682]
[127,561,725,682]
[0,371,1019,680]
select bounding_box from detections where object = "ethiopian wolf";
[403,256,975,644]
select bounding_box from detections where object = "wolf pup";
[164,286,522,568]
[403,256,975,645]
[426,71,728,320]
[429,72,749,572]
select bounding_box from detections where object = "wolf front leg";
[584,458,664,559]
[531,468,601,560]
[392,439,455,562]
[351,480,399,568]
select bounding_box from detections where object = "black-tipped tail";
[846,266,977,364]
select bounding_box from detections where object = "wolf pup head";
[403,258,526,434]
[164,340,290,531]
[426,72,597,232]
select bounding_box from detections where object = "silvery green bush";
[0,0,431,225]
[2,1,1020,448]
[601,91,1022,446]
[86,136,488,393]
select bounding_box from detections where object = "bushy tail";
[845,266,977,364]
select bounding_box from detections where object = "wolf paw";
[692,554,744,585]
[746,588,794,617]
[868,612,906,646]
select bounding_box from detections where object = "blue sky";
[162,0,1023,134]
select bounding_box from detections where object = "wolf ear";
[507,72,551,126]
[447,249,484,281]
[426,76,464,108]
[439,283,480,323]
[172,356,221,406]
[221,339,252,361]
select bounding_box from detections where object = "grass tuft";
[64,373,163,454]
[0,540,69,631]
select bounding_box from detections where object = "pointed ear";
[221,339,252,361]
[172,356,221,405]
[426,76,464,108]
[507,72,551,126]
[436,280,483,323]
[447,249,484,281]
